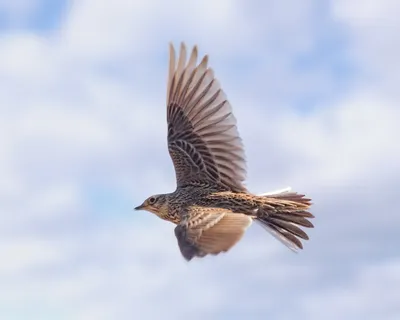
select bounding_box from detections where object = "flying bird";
[135,42,314,261]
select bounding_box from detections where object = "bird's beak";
[134,204,144,211]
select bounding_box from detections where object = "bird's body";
[135,42,314,261]
[155,186,309,223]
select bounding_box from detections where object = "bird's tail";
[255,187,314,251]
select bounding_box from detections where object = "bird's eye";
[148,197,156,205]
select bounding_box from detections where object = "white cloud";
[0,238,66,275]
[1,0,400,319]
[300,259,400,320]
[332,0,400,98]
[333,0,400,27]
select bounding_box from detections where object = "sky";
[1,0,400,319]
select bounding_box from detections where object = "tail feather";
[267,218,309,240]
[259,223,304,251]
[255,187,314,251]
[258,187,292,196]
[259,187,312,204]
[271,211,314,228]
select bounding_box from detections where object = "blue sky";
[1,0,400,319]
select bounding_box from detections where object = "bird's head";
[134,194,168,219]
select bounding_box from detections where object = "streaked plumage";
[135,42,314,261]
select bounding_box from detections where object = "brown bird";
[135,42,314,261]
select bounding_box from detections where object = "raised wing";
[174,207,252,261]
[167,42,247,192]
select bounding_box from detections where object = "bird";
[134,42,314,261]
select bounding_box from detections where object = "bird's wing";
[174,206,252,261]
[166,42,247,192]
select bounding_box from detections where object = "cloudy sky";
[1,0,400,319]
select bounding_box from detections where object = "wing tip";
[179,41,186,56]
[200,54,209,68]
[168,41,209,76]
